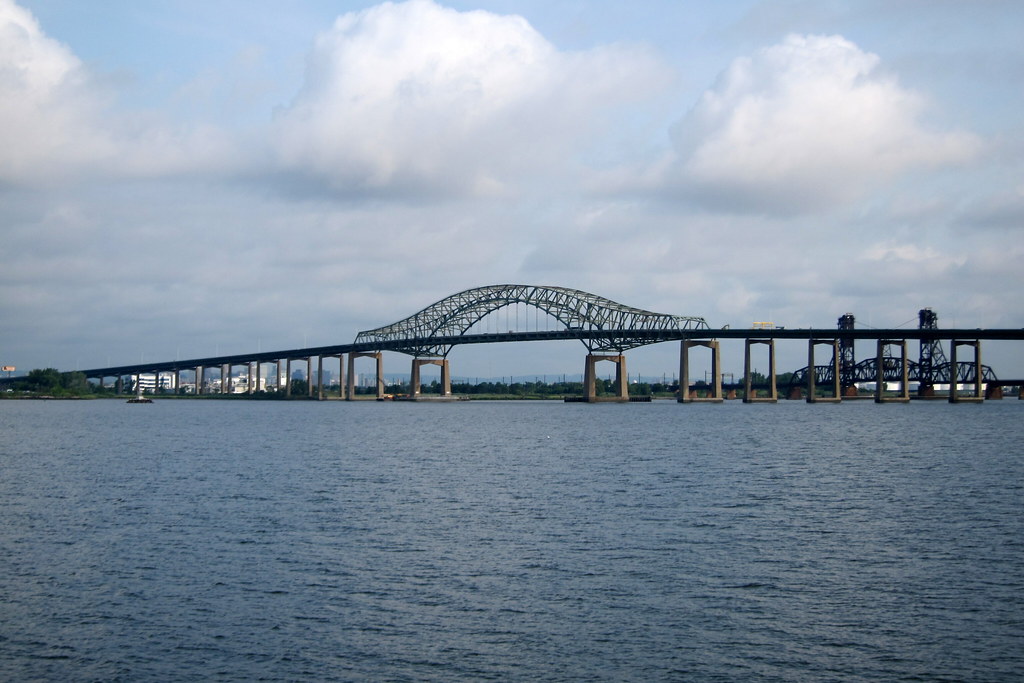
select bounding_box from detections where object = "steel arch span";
[354,284,709,356]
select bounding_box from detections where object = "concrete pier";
[348,351,384,400]
[807,339,841,403]
[876,339,910,403]
[950,340,984,403]
[411,357,452,399]
[679,340,722,403]
[583,354,628,402]
[743,338,777,403]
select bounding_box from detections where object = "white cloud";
[0,0,242,185]
[0,0,116,181]
[274,0,667,197]
[667,34,981,214]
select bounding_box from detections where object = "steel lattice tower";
[838,313,856,392]
[918,308,946,389]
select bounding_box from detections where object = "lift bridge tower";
[838,313,857,395]
[918,307,946,396]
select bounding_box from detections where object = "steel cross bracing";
[788,358,997,388]
[354,284,709,356]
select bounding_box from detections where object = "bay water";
[1,398,1021,681]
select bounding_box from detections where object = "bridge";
[36,284,1024,403]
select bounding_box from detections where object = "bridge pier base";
[743,338,777,403]
[807,339,841,403]
[411,357,452,399]
[679,340,723,403]
[348,352,384,400]
[583,354,628,402]
[876,339,910,403]
[950,340,984,403]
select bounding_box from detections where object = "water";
[1,399,1021,681]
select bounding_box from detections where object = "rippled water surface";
[1,398,1022,681]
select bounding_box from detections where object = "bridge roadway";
[71,326,1024,388]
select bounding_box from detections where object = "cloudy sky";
[2,0,1022,380]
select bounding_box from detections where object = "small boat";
[127,387,153,403]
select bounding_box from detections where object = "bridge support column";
[348,352,384,400]
[950,340,984,402]
[307,358,314,397]
[583,354,628,402]
[807,339,841,403]
[679,340,722,403]
[411,358,452,399]
[221,364,229,394]
[876,339,910,403]
[334,355,345,399]
[743,338,777,403]
[285,359,293,397]
[317,356,324,400]
[197,366,204,395]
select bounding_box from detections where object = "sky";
[2,0,1022,380]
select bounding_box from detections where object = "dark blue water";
[1,399,1021,681]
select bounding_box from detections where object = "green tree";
[61,371,89,393]
[23,368,61,392]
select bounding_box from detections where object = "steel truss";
[354,284,708,356]
[789,358,997,388]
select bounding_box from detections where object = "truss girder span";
[354,284,708,356]
[788,359,998,387]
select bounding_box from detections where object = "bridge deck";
[55,327,1024,380]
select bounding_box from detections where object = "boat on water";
[127,387,153,403]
